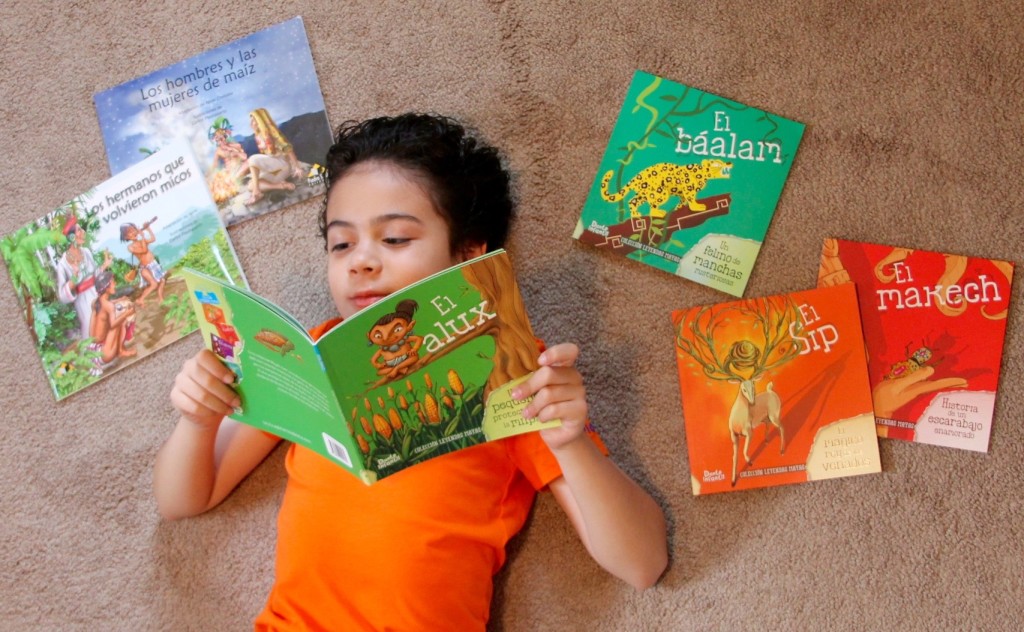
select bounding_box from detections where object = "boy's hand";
[170,349,240,429]
[514,343,589,452]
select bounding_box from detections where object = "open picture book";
[182,249,559,484]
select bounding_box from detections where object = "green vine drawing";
[604,76,794,262]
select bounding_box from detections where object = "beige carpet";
[2,1,1022,630]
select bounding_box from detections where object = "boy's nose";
[348,243,381,274]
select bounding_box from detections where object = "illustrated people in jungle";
[207,117,249,202]
[368,299,423,379]
[244,108,304,206]
[55,214,112,340]
[89,270,137,365]
[121,219,165,308]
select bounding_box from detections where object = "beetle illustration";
[884,342,934,380]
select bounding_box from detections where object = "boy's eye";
[383,237,411,245]
[330,242,351,252]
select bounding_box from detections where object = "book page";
[93,17,332,226]
[182,268,364,476]
[1,139,245,400]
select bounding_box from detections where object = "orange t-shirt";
[253,319,606,631]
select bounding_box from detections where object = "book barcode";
[322,433,352,467]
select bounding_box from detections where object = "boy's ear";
[459,241,487,262]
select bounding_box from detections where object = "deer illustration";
[675,296,803,486]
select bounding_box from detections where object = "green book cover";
[181,249,559,484]
[573,70,805,297]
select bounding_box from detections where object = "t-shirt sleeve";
[504,425,609,491]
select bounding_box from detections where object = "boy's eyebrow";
[325,213,425,230]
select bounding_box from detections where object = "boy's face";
[324,162,483,320]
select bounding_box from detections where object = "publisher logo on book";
[703,469,726,483]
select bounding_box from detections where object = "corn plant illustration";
[675,296,803,486]
[352,368,487,475]
[348,257,538,474]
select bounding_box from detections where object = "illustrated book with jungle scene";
[671,283,882,495]
[818,238,1014,453]
[573,70,805,297]
[181,249,561,484]
[93,16,333,227]
[1,138,247,400]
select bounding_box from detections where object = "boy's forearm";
[550,437,668,589]
[153,418,219,520]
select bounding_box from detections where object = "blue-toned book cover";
[94,17,332,226]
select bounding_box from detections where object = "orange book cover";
[817,238,1014,452]
[672,284,881,495]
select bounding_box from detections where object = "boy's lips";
[351,292,387,309]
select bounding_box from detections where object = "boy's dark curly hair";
[318,113,515,254]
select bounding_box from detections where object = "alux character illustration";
[676,296,802,486]
[368,299,423,380]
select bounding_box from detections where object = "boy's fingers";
[178,372,239,413]
[524,381,589,411]
[174,362,239,412]
[180,357,236,403]
[171,385,234,420]
[195,349,236,384]
[513,365,582,399]
[527,401,586,425]
[538,343,579,367]
[537,365,583,388]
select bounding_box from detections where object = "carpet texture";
[2,1,1022,630]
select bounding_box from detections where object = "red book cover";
[817,238,1014,452]
[672,284,881,495]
